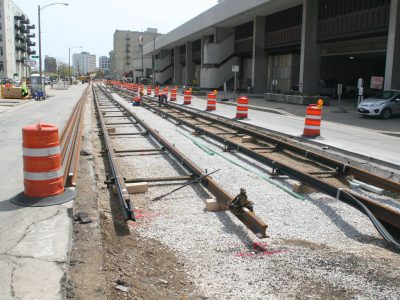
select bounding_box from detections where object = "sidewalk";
[170,92,400,166]
[208,91,400,133]
[0,83,88,300]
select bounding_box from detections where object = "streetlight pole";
[152,33,155,85]
[38,5,42,88]
[38,2,68,93]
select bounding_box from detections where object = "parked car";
[357,90,400,119]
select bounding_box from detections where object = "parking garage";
[144,0,400,97]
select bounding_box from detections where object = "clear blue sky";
[13,0,218,65]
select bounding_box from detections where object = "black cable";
[340,189,400,252]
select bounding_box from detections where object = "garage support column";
[299,0,321,96]
[185,42,195,86]
[385,0,400,90]
[174,46,182,85]
[251,16,268,93]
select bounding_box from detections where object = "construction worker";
[21,85,29,97]
[229,188,254,213]
[133,91,143,106]
[158,92,168,107]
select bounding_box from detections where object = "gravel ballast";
[110,92,400,299]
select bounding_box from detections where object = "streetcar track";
[93,84,269,238]
[110,85,400,239]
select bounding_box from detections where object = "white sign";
[232,65,239,73]
[370,76,384,89]
[337,84,343,96]
[26,59,36,67]
[223,82,227,92]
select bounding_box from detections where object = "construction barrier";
[155,86,160,97]
[147,85,152,96]
[22,123,64,197]
[170,88,177,101]
[183,90,192,105]
[303,104,322,137]
[236,96,248,119]
[133,84,138,93]
[206,93,217,111]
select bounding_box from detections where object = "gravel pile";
[110,93,400,299]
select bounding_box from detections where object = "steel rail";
[121,89,400,195]
[93,85,135,220]
[60,86,89,186]
[148,100,400,231]
[112,87,400,234]
[70,89,88,186]
[99,85,268,238]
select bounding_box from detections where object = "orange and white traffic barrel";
[183,90,192,105]
[303,104,322,137]
[155,86,160,97]
[170,88,177,101]
[147,85,152,96]
[133,84,138,93]
[206,93,216,111]
[236,96,249,119]
[22,123,64,197]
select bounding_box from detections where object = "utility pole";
[141,32,144,79]
[152,33,155,85]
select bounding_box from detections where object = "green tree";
[97,69,105,79]
[56,62,74,79]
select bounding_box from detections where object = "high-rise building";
[72,51,96,75]
[44,55,56,73]
[0,0,36,79]
[99,56,109,70]
[110,29,163,79]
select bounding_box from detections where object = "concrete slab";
[0,83,88,299]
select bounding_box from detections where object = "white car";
[357,90,400,119]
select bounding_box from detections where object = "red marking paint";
[234,242,287,258]
[133,209,161,220]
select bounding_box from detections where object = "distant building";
[72,51,96,75]
[0,0,36,79]
[110,29,163,80]
[99,56,109,70]
[44,55,56,73]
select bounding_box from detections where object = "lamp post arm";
[40,3,69,11]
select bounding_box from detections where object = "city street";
[2,0,400,299]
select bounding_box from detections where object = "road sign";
[31,55,39,59]
[232,65,239,73]
[337,84,343,96]
[370,76,384,89]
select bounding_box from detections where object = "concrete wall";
[203,33,234,64]
[240,58,253,89]
[268,54,300,92]
[155,66,173,84]
[200,56,240,89]
[155,51,172,71]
